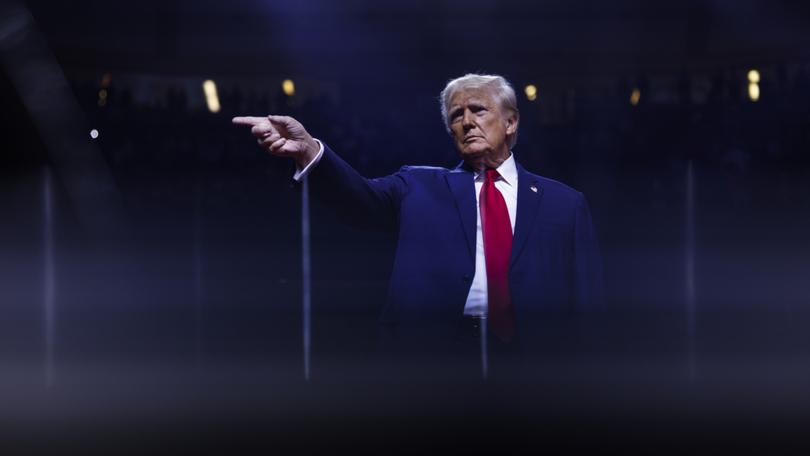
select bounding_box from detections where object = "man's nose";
[461,110,474,129]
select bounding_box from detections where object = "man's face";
[447,87,517,164]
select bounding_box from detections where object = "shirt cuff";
[293,139,325,182]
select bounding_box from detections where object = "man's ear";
[505,112,519,136]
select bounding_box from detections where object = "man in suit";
[233,74,603,373]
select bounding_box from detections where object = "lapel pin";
[530,185,538,193]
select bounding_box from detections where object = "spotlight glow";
[282,79,295,96]
[747,69,761,102]
[90,129,99,139]
[748,82,760,102]
[630,88,641,106]
[202,79,221,113]
[524,84,537,101]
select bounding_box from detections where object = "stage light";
[282,79,295,96]
[202,79,221,113]
[90,129,99,139]
[524,84,537,101]
[748,82,760,102]
[630,88,641,106]
[747,69,760,102]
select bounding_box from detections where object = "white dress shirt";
[293,139,325,182]
[294,142,519,318]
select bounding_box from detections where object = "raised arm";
[232,114,407,227]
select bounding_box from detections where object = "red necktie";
[480,169,515,342]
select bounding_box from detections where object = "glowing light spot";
[97,88,108,107]
[747,69,761,102]
[630,88,641,106]
[524,84,537,101]
[202,79,221,113]
[748,82,760,102]
[90,129,99,139]
[282,79,295,97]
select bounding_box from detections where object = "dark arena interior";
[2,0,810,453]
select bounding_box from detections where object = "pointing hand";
[232,115,319,168]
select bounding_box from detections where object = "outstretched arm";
[232,114,407,226]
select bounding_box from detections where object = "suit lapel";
[511,163,543,268]
[445,167,477,262]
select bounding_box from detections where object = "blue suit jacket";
[308,144,604,346]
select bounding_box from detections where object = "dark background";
[2,0,810,452]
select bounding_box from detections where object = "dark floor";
[3,300,810,454]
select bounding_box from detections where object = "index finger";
[232,116,268,126]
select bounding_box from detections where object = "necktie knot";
[484,168,500,183]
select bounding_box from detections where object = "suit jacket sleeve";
[304,143,408,230]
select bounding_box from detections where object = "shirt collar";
[474,152,517,187]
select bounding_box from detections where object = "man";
[233,74,603,363]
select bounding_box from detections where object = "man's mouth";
[463,136,481,144]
